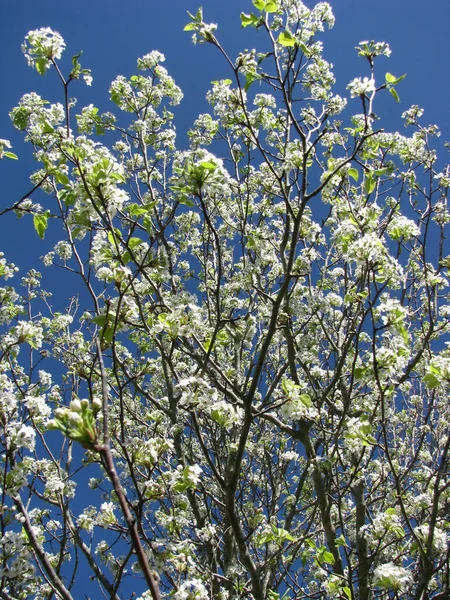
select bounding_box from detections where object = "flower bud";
[92,397,102,413]
[70,399,82,412]
[68,412,82,426]
[54,408,67,420]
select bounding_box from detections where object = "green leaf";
[385,72,397,84]
[42,122,54,134]
[299,394,313,408]
[265,1,279,12]
[129,203,150,216]
[12,107,29,131]
[343,587,352,600]
[253,0,265,10]
[354,367,366,379]
[187,7,203,21]
[107,228,122,245]
[348,216,358,229]
[158,313,168,325]
[385,72,406,85]
[422,373,440,389]
[211,409,228,427]
[92,315,107,326]
[211,78,232,86]
[389,88,400,102]
[102,324,114,344]
[184,6,203,30]
[73,212,90,227]
[335,534,348,547]
[35,58,48,76]
[257,52,272,65]
[241,12,259,27]
[33,213,49,239]
[278,30,296,47]
[72,50,83,66]
[400,326,409,345]
[128,237,143,249]
[27,338,40,350]
[275,527,295,542]
[55,172,70,185]
[321,550,335,565]
[179,196,195,207]
[143,216,153,235]
[348,167,359,182]
[3,151,18,160]
[244,73,258,92]
[299,41,310,56]
[200,161,216,170]
[364,174,376,195]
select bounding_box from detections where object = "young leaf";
[12,107,28,131]
[335,534,348,547]
[385,72,407,85]
[211,78,232,86]
[257,52,272,65]
[179,196,195,207]
[348,167,359,182]
[127,237,143,249]
[299,394,313,408]
[245,73,257,92]
[3,151,18,160]
[385,72,397,84]
[102,324,115,345]
[129,203,150,216]
[422,373,440,389]
[278,30,296,47]
[390,88,400,102]
[200,161,217,170]
[321,550,335,565]
[354,367,366,380]
[265,0,279,12]
[33,213,49,239]
[210,409,228,427]
[253,0,265,10]
[241,12,259,27]
[35,58,48,76]
[55,172,70,185]
[299,41,310,56]
[72,50,83,66]
[92,315,108,326]
[364,174,376,195]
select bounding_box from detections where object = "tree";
[0,1,449,598]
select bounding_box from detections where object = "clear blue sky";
[1,0,449,278]
[0,0,448,306]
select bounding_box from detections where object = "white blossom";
[373,563,412,592]
[347,76,376,98]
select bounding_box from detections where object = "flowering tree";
[0,1,449,599]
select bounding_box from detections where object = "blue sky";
[1,0,449,157]
[1,0,448,301]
